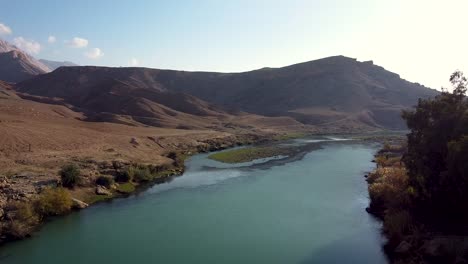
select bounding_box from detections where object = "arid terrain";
[0,82,310,204]
[0,37,439,248]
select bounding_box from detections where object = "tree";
[402,71,468,223]
[60,164,81,188]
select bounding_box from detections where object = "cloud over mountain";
[85,48,103,59]
[13,37,41,54]
[67,37,88,48]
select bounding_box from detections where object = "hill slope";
[0,39,50,82]
[39,59,78,71]
[15,56,437,130]
[15,66,302,130]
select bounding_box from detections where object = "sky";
[0,0,467,89]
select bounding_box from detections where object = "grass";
[208,146,290,163]
[273,132,308,141]
[116,182,136,194]
[85,194,114,204]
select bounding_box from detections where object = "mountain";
[39,59,78,71]
[15,66,301,129]
[0,39,50,82]
[154,56,438,129]
[15,56,438,130]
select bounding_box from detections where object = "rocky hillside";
[0,40,50,82]
[15,56,438,130]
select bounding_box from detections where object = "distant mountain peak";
[0,39,19,53]
[0,38,51,82]
[39,59,79,71]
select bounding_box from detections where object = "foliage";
[96,175,114,188]
[5,201,39,238]
[129,165,153,182]
[368,165,409,213]
[208,146,290,163]
[60,164,81,188]
[167,151,184,167]
[402,70,468,223]
[115,169,132,182]
[149,164,172,174]
[35,187,73,216]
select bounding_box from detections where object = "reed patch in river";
[208,146,293,163]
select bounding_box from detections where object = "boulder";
[71,198,89,209]
[112,160,127,170]
[95,185,111,196]
[98,161,113,169]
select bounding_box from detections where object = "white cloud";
[13,37,41,54]
[0,23,12,35]
[67,37,88,48]
[48,36,56,43]
[85,47,103,59]
[129,57,139,66]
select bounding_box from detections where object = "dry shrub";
[5,201,39,238]
[35,187,73,216]
[376,155,403,168]
[368,166,410,213]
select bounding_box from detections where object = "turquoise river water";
[0,139,388,264]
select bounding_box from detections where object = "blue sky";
[1,0,467,89]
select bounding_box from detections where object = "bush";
[167,151,178,160]
[35,187,73,216]
[132,165,153,182]
[5,201,39,238]
[115,169,134,182]
[368,167,409,214]
[167,151,184,167]
[149,164,171,174]
[96,175,114,188]
[60,164,81,188]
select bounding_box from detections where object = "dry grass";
[368,148,416,246]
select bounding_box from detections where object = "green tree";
[402,71,468,222]
[60,164,81,188]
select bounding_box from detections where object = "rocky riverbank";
[0,131,279,246]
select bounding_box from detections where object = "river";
[0,139,388,264]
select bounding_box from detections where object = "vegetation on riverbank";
[208,146,292,163]
[0,132,276,245]
[2,187,73,240]
[367,71,468,263]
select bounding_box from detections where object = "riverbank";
[0,130,398,247]
[366,142,468,263]
[0,131,283,246]
[0,139,388,264]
